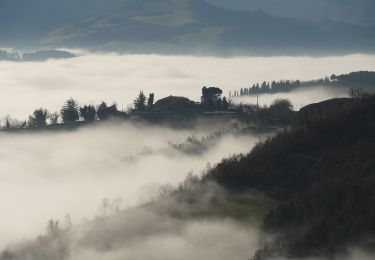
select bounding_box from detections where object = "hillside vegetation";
[206,95,375,257]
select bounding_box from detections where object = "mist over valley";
[1,1,375,259]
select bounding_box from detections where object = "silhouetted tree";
[222,97,229,111]
[106,104,118,118]
[61,98,79,123]
[148,93,155,110]
[49,112,59,125]
[28,108,48,127]
[270,99,293,112]
[46,220,60,237]
[134,91,146,111]
[201,86,223,111]
[349,88,362,100]
[97,102,108,120]
[97,102,118,120]
[216,97,223,110]
[80,105,96,122]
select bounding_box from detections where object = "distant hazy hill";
[0,0,124,44]
[207,0,375,27]
[39,0,375,54]
[1,0,375,55]
[0,49,75,62]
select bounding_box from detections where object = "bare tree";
[49,111,59,125]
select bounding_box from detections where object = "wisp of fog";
[0,120,261,250]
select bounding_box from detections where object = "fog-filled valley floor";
[1,52,375,260]
[0,119,271,251]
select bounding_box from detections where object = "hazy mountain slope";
[0,0,124,45]
[39,0,375,54]
[1,0,375,54]
[207,0,375,27]
[41,0,237,50]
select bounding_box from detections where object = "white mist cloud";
[1,53,375,259]
[71,219,259,260]
[0,53,375,119]
[0,121,262,249]
[234,86,349,110]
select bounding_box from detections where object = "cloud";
[1,52,375,259]
[0,53,375,119]
[0,120,264,250]
[234,86,349,110]
[71,219,259,260]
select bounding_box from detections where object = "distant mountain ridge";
[207,0,375,27]
[1,0,375,55]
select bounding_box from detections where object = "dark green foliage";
[202,87,223,99]
[154,96,195,112]
[96,102,108,120]
[201,86,225,111]
[97,102,118,120]
[233,78,328,97]
[28,108,48,127]
[267,98,294,119]
[80,105,96,122]
[222,97,229,110]
[60,98,79,123]
[230,99,296,124]
[207,95,375,257]
[133,91,147,111]
[147,93,155,110]
[234,72,375,98]
[331,71,375,90]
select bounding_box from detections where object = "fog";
[68,198,262,260]
[233,86,349,110]
[1,53,375,259]
[0,120,264,250]
[1,53,375,120]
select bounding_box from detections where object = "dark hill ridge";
[206,95,375,258]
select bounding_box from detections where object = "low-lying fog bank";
[233,86,349,110]
[1,53,375,119]
[2,185,270,260]
[0,120,267,250]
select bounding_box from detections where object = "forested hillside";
[206,95,375,258]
